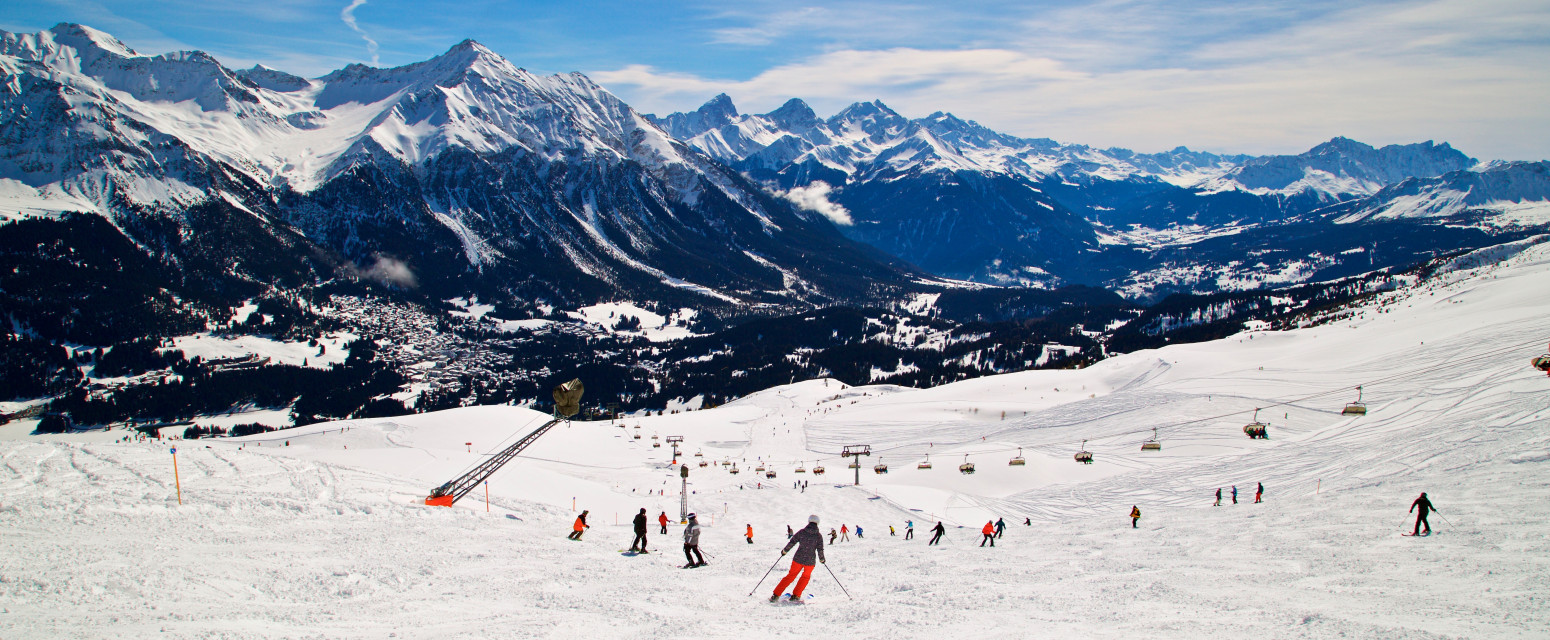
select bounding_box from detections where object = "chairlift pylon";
[1343,385,1367,416]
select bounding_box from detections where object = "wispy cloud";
[778,181,852,226]
[598,0,1550,161]
[340,0,378,65]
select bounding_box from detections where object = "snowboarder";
[1232,485,1238,504]
[682,513,706,567]
[568,510,590,540]
[928,521,946,545]
[771,515,826,604]
[1214,488,1222,506]
[980,521,996,547]
[840,524,849,542]
[746,524,754,544]
[994,517,1006,538]
[630,508,649,553]
[905,520,914,540]
[659,511,669,534]
[1410,492,1437,536]
[1255,482,1263,504]
[1130,506,1140,528]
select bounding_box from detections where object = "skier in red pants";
[771,515,826,604]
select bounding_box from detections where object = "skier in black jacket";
[1410,493,1437,536]
[630,508,649,553]
[928,521,946,545]
[770,515,827,603]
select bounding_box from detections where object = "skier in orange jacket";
[980,521,996,547]
[658,511,669,534]
[568,510,590,540]
[746,524,754,544]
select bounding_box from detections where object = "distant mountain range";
[2,23,1547,348]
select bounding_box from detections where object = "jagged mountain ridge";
[0,24,932,328]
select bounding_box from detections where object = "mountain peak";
[697,92,739,120]
[45,22,139,58]
[764,98,818,132]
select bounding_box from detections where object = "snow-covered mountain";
[1333,160,1550,225]
[651,95,1541,288]
[0,24,929,325]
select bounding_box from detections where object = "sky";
[2,0,1547,160]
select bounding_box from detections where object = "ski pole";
[1436,513,1455,529]
[822,562,853,600]
[747,554,785,596]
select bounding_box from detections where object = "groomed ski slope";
[3,238,1549,639]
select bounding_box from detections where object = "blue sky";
[3,0,1547,160]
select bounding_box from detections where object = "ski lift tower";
[679,464,691,524]
[841,445,871,486]
[666,436,684,464]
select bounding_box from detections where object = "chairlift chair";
[795,463,807,473]
[1243,408,1269,439]
[918,454,933,470]
[729,464,740,475]
[755,463,766,473]
[1009,447,1026,466]
[1535,345,1550,376]
[766,470,777,479]
[813,464,826,475]
[874,457,888,474]
[1074,440,1093,464]
[694,450,703,458]
[652,441,661,448]
[959,454,976,475]
[1141,427,1162,452]
[1342,386,1367,416]
[698,460,708,468]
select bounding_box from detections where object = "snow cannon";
[552,378,585,418]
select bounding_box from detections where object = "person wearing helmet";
[980,521,996,547]
[629,508,649,553]
[682,513,705,568]
[658,511,670,534]
[1410,493,1437,536]
[746,524,754,544]
[771,515,826,604]
[568,510,590,540]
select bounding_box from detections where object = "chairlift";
[652,441,661,448]
[874,457,888,474]
[766,470,777,479]
[698,460,708,468]
[959,454,975,475]
[813,464,826,475]
[795,463,807,473]
[918,454,933,470]
[1074,440,1093,464]
[1141,427,1162,452]
[1534,345,1550,376]
[694,450,703,458]
[721,459,731,466]
[1243,408,1269,439]
[755,463,766,473]
[1342,386,1367,416]
[1009,447,1026,466]
[729,464,740,475]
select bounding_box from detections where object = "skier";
[1214,488,1222,507]
[1255,482,1264,504]
[770,514,826,604]
[840,524,849,542]
[994,517,1006,538]
[1410,492,1437,536]
[905,520,914,540]
[630,508,649,553]
[856,525,863,539]
[829,528,838,544]
[1232,485,1238,504]
[746,524,754,545]
[980,521,996,547]
[659,511,669,534]
[928,521,946,546]
[889,525,896,537]
[1130,506,1140,528]
[1023,517,1030,526]
[568,510,590,540]
[682,513,706,567]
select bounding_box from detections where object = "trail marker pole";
[484,481,489,513]
[170,447,182,505]
[1316,480,1321,494]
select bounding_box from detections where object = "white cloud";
[778,181,852,226]
[596,0,1550,161]
[340,0,379,65]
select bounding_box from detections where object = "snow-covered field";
[3,240,1549,638]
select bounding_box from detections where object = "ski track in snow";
[3,241,1550,638]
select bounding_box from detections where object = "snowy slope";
[4,237,1548,637]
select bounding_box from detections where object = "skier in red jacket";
[980,521,996,547]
